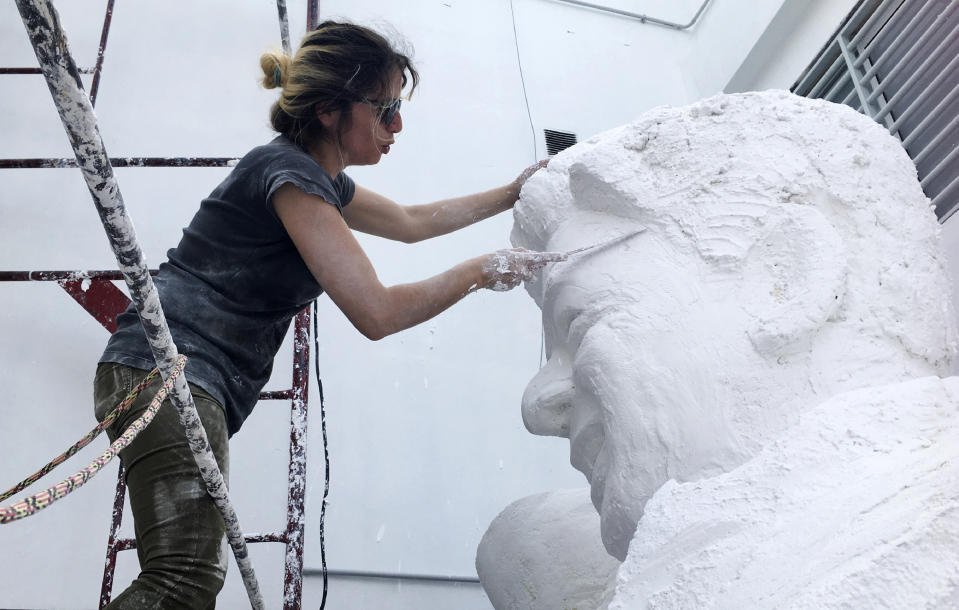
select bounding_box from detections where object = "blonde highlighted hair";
[260,20,418,147]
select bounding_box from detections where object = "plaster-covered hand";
[480,248,566,292]
[507,159,550,204]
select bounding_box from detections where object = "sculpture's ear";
[743,205,848,356]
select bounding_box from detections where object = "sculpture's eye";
[558,305,586,350]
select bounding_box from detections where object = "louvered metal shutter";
[792,0,959,220]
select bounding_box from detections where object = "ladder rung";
[112,532,290,552]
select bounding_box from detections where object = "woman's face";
[338,72,404,167]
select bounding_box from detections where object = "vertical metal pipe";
[14,2,264,608]
[276,0,291,54]
[283,308,311,609]
[88,0,115,107]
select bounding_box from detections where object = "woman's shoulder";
[241,135,309,165]
[228,136,325,186]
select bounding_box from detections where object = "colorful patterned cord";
[0,366,164,503]
[0,355,187,524]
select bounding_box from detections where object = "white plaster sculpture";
[476,488,620,610]
[478,90,959,608]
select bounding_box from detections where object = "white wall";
[724,0,860,93]
[0,1,801,608]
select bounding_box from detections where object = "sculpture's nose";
[521,358,574,438]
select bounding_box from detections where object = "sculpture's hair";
[512,91,956,370]
[259,20,419,147]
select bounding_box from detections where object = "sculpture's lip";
[587,454,608,511]
[569,424,604,478]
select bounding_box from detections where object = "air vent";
[544,129,577,156]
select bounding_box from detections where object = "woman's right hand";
[478,248,567,291]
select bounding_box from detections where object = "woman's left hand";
[508,158,550,203]
[513,157,549,193]
[480,247,567,291]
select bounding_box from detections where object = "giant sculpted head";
[511,90,956,560]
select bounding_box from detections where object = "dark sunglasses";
[360,97,402,125]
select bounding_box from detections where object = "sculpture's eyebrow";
[543,278,636,355]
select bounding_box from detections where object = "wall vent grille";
[544,129,578,156]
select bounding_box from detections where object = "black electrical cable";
[509,0,539,161]
[313,299,331,610]
[307,10,328,610]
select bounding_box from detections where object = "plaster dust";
[476,90,959,608]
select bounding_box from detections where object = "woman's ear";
[315,106,341,131]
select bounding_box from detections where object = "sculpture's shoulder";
[477,489,621,610]
[609,376,959,610]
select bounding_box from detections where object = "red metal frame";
[2,2,318,607]
[0,271,134,333]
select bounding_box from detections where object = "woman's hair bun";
[259,51,291,90]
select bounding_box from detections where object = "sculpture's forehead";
[545,210,637,249]
[541,227,701,329]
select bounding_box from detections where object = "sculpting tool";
[560,228,646,259]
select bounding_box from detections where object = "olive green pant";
[94,363,230,610]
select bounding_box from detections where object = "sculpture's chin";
[598,496,640,562]
[590,483,643,561]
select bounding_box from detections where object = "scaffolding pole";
[276,0,292,54]
[14,1,264,608]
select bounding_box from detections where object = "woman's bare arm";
[274,183,490,340]
[342,160,548,242]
